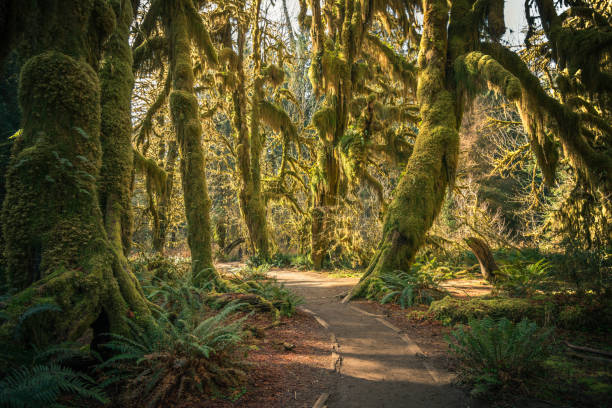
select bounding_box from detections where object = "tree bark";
[1,0,153,346]
[168,7,216,284]
[152,140,178,253]
[233,11,270,261]
[348,0,460,298]
[465,236,499,281]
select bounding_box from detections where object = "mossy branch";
[135,72,171,147]
[133,148,167,194]
[455,51,522,101]
[185,0,218,65]
[132,36,167,73]
[259,100,297,141]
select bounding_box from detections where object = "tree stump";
[465,237,499,281]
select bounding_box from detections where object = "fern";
[446,317,552,395]
[0,364,108,408]
[497,258,552,297]
[99,302,248,407]
[377,269,446,308]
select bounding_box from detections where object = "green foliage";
[551,243,611,294]
[0,364,108,408]
[377,270,446,308]
[0,340,107,408]
[496,259,552,297]
[226,266,303,317]
[99,302,248,407]
[447,317,552,396]
[371,257,451,308]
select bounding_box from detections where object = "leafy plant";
[447,317,552,396]
[99,302,248,407]
[227,266,303,317]
[0,364,108,408]
[497,259,552,297]
[0,341,106,408]
[376,261,448,308]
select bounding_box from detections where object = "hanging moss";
[365,33,416,89]
[259,100,297,141]
[262,64,285,87]
[133,148,168,194]
[313,107,337,140]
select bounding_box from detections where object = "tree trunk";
[0,0,153,346]
[310,149,341,270]
[348,0,460,298]
[233,16,270,261]
[153,141,178,253]
[465,237,499,281]
[99,0,136,257]
[168,8,216,284]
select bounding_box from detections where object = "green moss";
[262,64,285,87]
[99,0,136,255]
[166,8,216,282]
[429,296,546,324]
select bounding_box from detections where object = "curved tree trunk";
[348,0,460,298]
[168,7,216,284]
[1,0,153,346]
[465,237,499,281]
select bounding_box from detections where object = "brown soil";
[185,311,335,408]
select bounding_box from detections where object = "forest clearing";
[0,0,610,407]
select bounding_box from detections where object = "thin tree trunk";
[153,140,178,253]
[234,8,270,261]
[168,8,216,284]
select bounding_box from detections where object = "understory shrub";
[447,317,552,396]
[225,266,303,317]
[99,302,248,407]
[372,258,451,308]
[496,259,552,297]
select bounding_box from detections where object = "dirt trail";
[266,268,468,408]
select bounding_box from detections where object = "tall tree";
[305,0,417,269]
[0,0,154,345]
[349,0,612,297]
[136,0,219,283]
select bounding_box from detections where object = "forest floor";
[215,263,469,407]
[210,264,611,408]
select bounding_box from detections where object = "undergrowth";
[447,317,552,397]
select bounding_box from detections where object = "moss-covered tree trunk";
[236,1,270,261]
[99,0,136,256]
[152,140,178,254]
[310,148,341,269]
[168,7,216,283]
[348,0,460,298]
[0,0,153,346]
